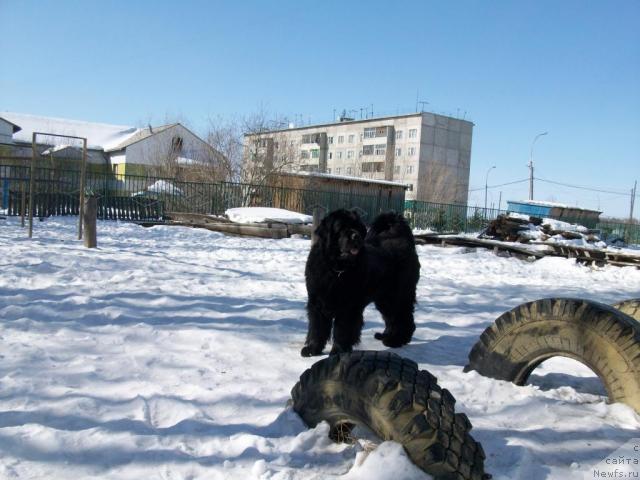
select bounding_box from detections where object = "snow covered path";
[0,217,639,479]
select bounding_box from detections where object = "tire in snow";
[464,298,640,413]
[291,351,490,480]
[613,298,640,321]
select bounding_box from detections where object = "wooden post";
[28,133,37,238]
[78,138,88,240]
[83,196,97,248]
[20,176,26,227]
[311,205,326,246]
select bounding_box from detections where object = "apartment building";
[244,112,473,204]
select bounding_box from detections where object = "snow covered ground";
[0,216,639,480]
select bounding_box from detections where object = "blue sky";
[1,0,638,218]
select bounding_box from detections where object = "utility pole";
[528,131,548,200]
[484,165,496,215]
[630,180,637,223]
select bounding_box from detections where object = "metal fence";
[405,200,507,233]
[0,164,404,224]
[2,163,639,245]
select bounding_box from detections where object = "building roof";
[0,112,185,152]
[1,112,139,150]
[104,123,177,152]
[280,171,409,189]
[244,111,474,136]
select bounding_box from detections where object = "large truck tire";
[291,351,490,480]
[465,298,640,413]
[613,298,640,321]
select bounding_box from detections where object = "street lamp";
[528,131,548,200]
[484,165,496,213]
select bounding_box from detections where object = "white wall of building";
[125,125,212,166]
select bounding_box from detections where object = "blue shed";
[507,200,601,228]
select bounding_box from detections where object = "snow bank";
[226,207,313,224]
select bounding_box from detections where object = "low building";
[507,200,602,228]
[244,111,473,205]
[265,171,407,221]
[0,112,217,176]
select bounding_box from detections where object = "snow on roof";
[1,112,140,151]
[105,124,177,152]
[283,171,409,189]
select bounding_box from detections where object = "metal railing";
[0,164,404,223]
[2,163,638,245]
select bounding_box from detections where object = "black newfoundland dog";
[301,209,420,357]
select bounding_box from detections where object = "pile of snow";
[226,207,313,224]
[1,216,639,479]
[132,180,184,197]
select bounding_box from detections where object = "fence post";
[83,195,97,248]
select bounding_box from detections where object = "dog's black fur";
[301,209,420,357]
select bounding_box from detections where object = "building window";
[409,128,417,139]
[408,146,416,156]
[347,167,353,174]
[375,144,386,155]
[364,127,376,139]
[328,136,334,144]
[406,165,414,174]
[394,165,401,174]
[171,136,184,152]
[329,152,333,160]
[311,149,319,159]
[337,151,343,159]
[300,150,310,159]
[347,150,354,159]
[361,162,384,173]
[362,145,374,155]
[336,167,341,174]
[396,130,403,140]
[348,134,355,143]
[338,135,344,144]
[395,147,402,156]
[327,168,332,174]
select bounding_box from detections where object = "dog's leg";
[330,307,364,355]
[301,299,332,357]
[374,301,416,348]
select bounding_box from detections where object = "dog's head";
[315,209,366,264]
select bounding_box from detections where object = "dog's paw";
[381,335,411,348]
[301,345,322,357]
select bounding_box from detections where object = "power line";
[468,178,529,192]
[535,177,637,197]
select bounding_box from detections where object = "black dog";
[301,209,420,357]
